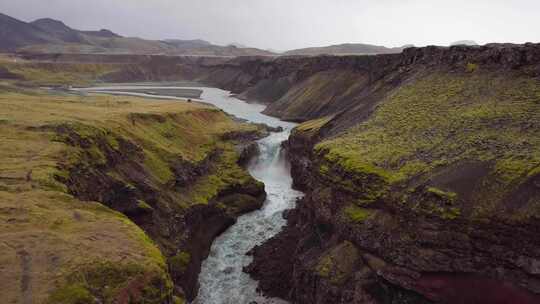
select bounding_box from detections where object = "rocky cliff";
[199,44,540,127]
[0,90,267,303]
[2,43,540,304]
[244,44,540,303]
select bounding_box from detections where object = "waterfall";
[194,90,302,304]
[71,85,303,304]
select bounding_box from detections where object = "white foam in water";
[194,89,303,304]
[74,86,303,304]
[195,127,302,304]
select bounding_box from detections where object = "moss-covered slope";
[0,91,265,303]
[317,70,540,219]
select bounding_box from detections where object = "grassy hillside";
[0,90,262,303]
[264,69,369,121]
[0,55,117,86]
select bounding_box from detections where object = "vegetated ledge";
[0,90,267,303]
[245,45,540,303]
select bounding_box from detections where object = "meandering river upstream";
[74,85,304,304]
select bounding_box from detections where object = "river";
[73,85,303,304]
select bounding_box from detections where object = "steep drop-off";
[0,91,267,303]
[200,44,540,126]
[2,44,540,304]
[243,45,540,303]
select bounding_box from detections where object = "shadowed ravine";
[74,86,303,303]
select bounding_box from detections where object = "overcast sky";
[1,0,539,51]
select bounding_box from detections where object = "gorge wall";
[0,89,269,304]
[217,44,540,303]
[3,44,540,303]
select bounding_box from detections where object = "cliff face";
[3,44,540,304]
[53,114,267,302]
[0,91,266,303]
[245,45,540,303]
[201,44,540,126]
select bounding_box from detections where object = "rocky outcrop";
[201,43,540,127]
[49,109,267,302]
[248,129,540,303]
[246,44,540,304]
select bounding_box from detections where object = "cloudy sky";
[1,0,539,51]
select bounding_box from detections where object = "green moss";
[47,284,93,304]
[427,187,457,200]
[295,115,334,137]
[0,91,258,302]
[169,251,191,274]
[316,72,540,218]
[466,62,479,73]
[316,157,389,204]
[441,207,461,220]
[319,163,330,174]
[173,296,186,304]
[495,158,534,182]
[143,149,174,184]
[36,174,68,193]
[49,262,172,304]
[136,200,154,212]
[343,205,373,223]
[3,61,116,86]
[528,166,540,178]
[53,122,119,168]
[179,146,254,206]
[105,134,120,150]
[316,255,333,278]
[322,149,394,182]
[315,241,359,285]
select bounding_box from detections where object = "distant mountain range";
[0,13,275,56]
[283,43,412,56]
[450,40,479,46]
[0,12,478,57]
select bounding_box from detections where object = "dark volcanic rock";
[248,134,540,303]
[51,120,266,302]
[237,142,260,167]
[242,42,540,303]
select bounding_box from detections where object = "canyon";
[0,42,539,303]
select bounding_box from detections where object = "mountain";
[0,13,276,56]
[163,39,213,49]
[284,43,408,56]
[31,18,87,43]
[451,40,479,46]
[0,13,60,51]
[80,29,122,38]
[228,42,248,48]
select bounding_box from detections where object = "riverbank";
[0,88,269,303]
[78,85,304,303]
